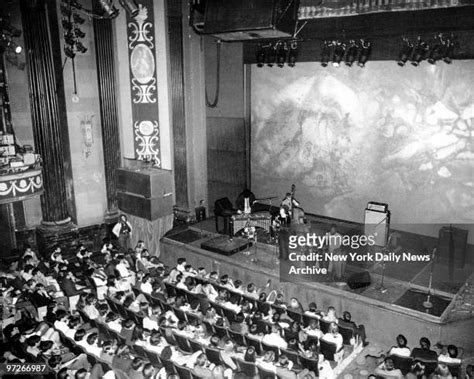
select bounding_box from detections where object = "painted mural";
[251,61,474,224]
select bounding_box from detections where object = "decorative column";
[20,0,72,226]
[92,13,121,223]
[167,0,189,209]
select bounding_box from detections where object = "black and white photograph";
[0,0,473,378]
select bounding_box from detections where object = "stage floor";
[181,214,474,317]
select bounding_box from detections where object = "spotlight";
[287,41,298,67]
[321,40,331,67]
[64,32,76,46]
[74,27,85,39]
[98,0,119,18]
[256,44,266,68]
[398,38,413,66]
[332,41,345,67]
[64,46,76,59]
[276,42,287,68]
[266,44,277,67]
[410,38,429,66]
[345,40,358,67]
[357,40,371,67]
[76,41,87,54]
[73,13,85,25]
[119,0,139,17]
[62,19,73,31]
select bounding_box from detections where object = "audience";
[0,241,466,379]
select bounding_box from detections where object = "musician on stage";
[235,188,256,214]
[280,192,300,215]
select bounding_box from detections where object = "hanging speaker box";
[202,0,300,41]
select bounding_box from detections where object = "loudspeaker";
[364,202,390,247]
[203,0,300,41]
[347,271,371,290]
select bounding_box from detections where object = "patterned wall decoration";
[0,169,44,204]
[126,2,161,164]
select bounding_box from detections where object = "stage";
[160,213,474,353]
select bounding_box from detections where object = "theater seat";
[214,197,237,235]
[389,355,413,375]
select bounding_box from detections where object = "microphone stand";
[378,233,393,294]
[423,248,437,309]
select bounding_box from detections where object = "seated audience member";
[76,245,92,262]
[262,324,288,349]
[321,323,343,351]
[58,271,85,297]
[338,311,366,344]
[304,318,323,340]
[192,352,214,378]
[438,344,461,364]
[431,363,453,379]
[411,337,438,362]
[82,293,100,319]
[304,303,321,320]
[388,334,411,357]
[288,297,304,313]
[256,350,277,372]
[322,306,339,323]
[405,361,426,379]
[220,339,239,372]
[275,354,298,379]
[374,357,404,379]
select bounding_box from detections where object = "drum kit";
[241,183,305,265]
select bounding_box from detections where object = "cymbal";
[255,196,278,201]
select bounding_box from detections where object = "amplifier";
[364,207,390,247]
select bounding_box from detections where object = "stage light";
[320,40,331,67]
[287,41,298,67]
[276,42,287,68]
[266,45,277,67]
[73,13,85,25]
[332,41,345,67]
[64,33,76,46]
[119,0,139,17]
[256,44,266,68]
[397,38,413,66]
[62,19,73,31]
[345,40,358,67]
[98,0,119,18]
[410,38,429,66]
[76,41,87,54]
[357,40,371,67]
[64,46,76,59]
[74,27,85,39]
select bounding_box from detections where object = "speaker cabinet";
[203,0,300,41]
[117,168,173,221]
[364,202,390,247]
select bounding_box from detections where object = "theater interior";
[0,0,474,378]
